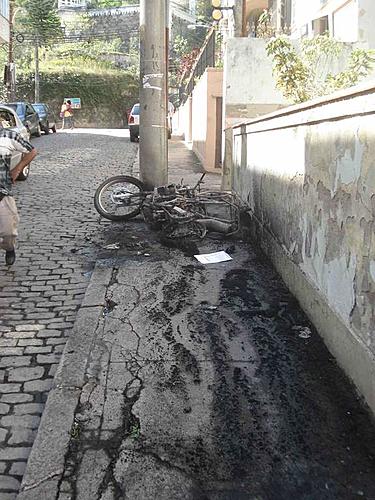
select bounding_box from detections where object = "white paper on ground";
[194,251,232,264]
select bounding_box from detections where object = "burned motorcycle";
[94,174,241,239]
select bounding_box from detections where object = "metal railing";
[179,27,220,105]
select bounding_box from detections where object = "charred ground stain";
[58,218,375,500]
[213,261,375,499]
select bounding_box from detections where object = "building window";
[282,0,292,30]
[0,0,9,20]
[312,15,328,35]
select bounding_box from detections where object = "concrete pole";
[139,0,169,189]
[8,0,16,101]
[34,40,40,103]
[234,0,246,37]
[275,0,283,32]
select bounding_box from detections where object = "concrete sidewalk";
[17,141,375,500]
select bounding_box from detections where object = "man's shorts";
[0,196,19,248]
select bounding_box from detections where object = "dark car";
[6,102,41,137]
[33,103,57,134]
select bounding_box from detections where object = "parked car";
[5,102,42,137]
[0,104,32,180]
[33,103,57,134]
[128,102,172,142]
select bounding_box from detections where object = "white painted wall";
[333,1,358,42]
[191,71,208,164]
[358,0,375,47]
[0,0,9,44]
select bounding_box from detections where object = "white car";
[0,104,31,181]
[128,103,140,142]
[128,102,173,143]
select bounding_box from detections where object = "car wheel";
[44,122,50,135]
[52,124,57,133]
[17,165,30,181]
[35,124,42,137]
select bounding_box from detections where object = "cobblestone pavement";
[0,129,138,499]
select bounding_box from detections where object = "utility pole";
[34,39,40,102]
[139,0,169,189]
[234,0,246,37]
[8,0,16,101]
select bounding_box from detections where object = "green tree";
[16,0,62,45]
[196,0,211,23]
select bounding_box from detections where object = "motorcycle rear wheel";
[94,175,145,221]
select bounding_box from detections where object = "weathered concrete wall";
[223,37,363,130]
[223,38,287,129]
[232,81,375,414]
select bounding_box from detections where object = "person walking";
[61,99,74,130]
[0,130,37,265]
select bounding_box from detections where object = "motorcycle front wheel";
[94,175,146,221]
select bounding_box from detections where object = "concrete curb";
[17,261,113,500]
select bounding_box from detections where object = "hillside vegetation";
[6,0,211,125]
[15,37,139,127]
[9,1,140,127]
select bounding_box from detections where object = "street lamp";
[211,0,234,22]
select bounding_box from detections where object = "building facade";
[0,0,9,44]
[290,0,375,46]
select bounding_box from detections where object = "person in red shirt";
[60,100,74,130]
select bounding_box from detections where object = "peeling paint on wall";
[232,98,375,358]
[334,128,364,191]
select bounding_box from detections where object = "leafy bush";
[266,35,375,103]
